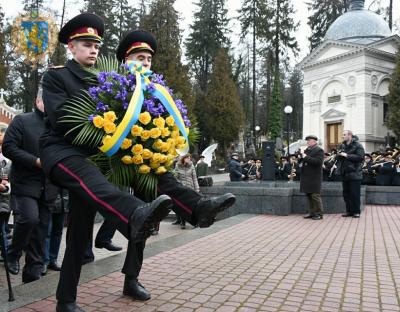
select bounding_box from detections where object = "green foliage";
[185,0,230,92]
[239,0,271,39]
[307,0,347,51]
[83,0,139,57]
[0,5,7,90]
[284,68,303,140]
[268,72,282,140]
[200,49,245,154]
[140,0,195,119]
[388,52,400,139]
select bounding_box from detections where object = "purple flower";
[88,114,95,121]
[122,101,129,110]
[88,87,99,100]
[96,102,108,112]
[146,82,156,93]
[152,73,166,86]
[98,72,107,84]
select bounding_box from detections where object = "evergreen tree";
[284,68,303,140]
[239,0,271,141]
[267,0,299,73]
[200,49,244,154]
[0,4,7,89]
[267,72,282,140]
[116,0,139,40]
[83,0,119,57]
[185,0,230,92]
[388,52,400,139]
[307,0,347,51]
[140,0,195,117]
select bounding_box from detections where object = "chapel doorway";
[326,122,343,152]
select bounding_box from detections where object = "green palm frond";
[85,56,122,77]
[188,125,200,148]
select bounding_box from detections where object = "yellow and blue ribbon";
[99,60,189,156]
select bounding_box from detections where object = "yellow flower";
[177,136,186,145]
[142,149,153,160]
[120,138,132,150]
[151,153,162,164]
[159,154,168,163]
[160,142,171,153]
[153,117,165,129]
[132,154,144,165]
[131,144,143,155]
[150,127,162,139]
[165,116,175,127]
[102,135,112,145]
[149,161,160,169]
[156,166,167,175]
[167,138,175,147]
[121,155,133,165]
[131,125,143,137]
[161,127,171,138]
[171,130,179,138]
[103,120,116,134]
[141,130,151,141]
[93,115,104,128]
[138,164,151,174]
[152,139,164,151]
[138,112,151,125]
[103,111,117,123]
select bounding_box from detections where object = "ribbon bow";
[99,60,189,157]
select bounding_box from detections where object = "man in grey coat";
[300,135,324,220]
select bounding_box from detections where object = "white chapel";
[300,0,400,152]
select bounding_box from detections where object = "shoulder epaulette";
[49,65,65,70]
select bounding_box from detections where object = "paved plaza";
[2,205,400,311]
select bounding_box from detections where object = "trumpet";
[288,163,296,182]
[371,160,394,168]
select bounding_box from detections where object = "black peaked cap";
[59,13,104,44]
[116,30,157,62]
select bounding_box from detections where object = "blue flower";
[88,114,95,121]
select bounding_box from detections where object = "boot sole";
[198,193,236,228]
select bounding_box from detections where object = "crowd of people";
[228,147,400,186]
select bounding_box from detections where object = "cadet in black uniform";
[41,15,235,312]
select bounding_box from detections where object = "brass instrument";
[288,163,296,182]
[371,160,394,168]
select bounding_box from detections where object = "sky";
[1,0,399,66]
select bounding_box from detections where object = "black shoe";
[353,214,360,218]
[123,277,151,301]
[22,271,41,284]
[342,213,353,217]
[196,193,236,228]
[303,215,314,219]
[180,224,186,229]
[171,219,180,225]
[7,258,19,275]
[129,195,172,240]
[82,257,94,265]
[56,302,85,312]
[312,215,323,220]
[48,261,62,271]
[41,264,48,276]
[95,241,123,252]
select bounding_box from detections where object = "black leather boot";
[123,276,151,301]
[56,302,85,312]
[195,193,236,227]
[129,195,172,240]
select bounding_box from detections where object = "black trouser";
[95,218,117,245]
[306,193,323,216]
[342,180,361,215]
[7,194,50,281]
[52,156,202,303]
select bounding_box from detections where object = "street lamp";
[254,125,260,149]
[284,105,293,156]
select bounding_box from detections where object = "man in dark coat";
[300,135,324,220]
[228,153,244,181]
[41,17,235,312]
[336,130,365,218]
[2,89,51,283]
